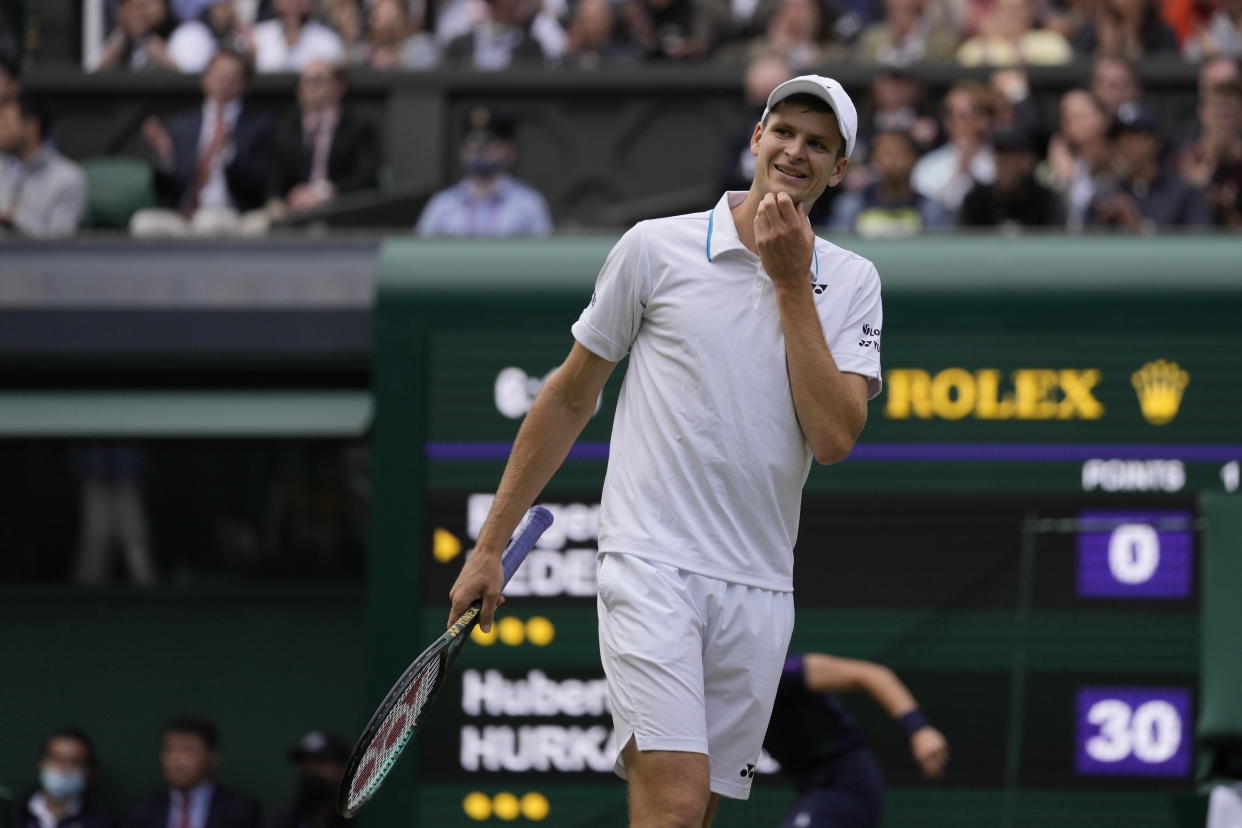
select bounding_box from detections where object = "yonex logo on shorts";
[739,763,755,778]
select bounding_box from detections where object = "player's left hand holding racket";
[337,506,554,818]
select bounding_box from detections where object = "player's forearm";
[776,287,866,464]
[473,371,596,556]
[857,663,919,718]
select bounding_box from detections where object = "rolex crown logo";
[1132,359,1189,426]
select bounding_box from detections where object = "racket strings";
[347,656,443,812]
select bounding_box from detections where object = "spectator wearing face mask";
[11,728,114,828]
[415,106,552,237]
[270,731,351,828]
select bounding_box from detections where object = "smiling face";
[750,99,849,209]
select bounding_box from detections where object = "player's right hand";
[910,726,950,779]
[447,548,506,633]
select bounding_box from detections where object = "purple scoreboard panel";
[1076,687,1193,777]
[1077,511,1194,599]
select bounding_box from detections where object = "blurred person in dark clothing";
[125,717,261,828]
[443,0,550,67]
[1045,88,1115,228]
[416,106,551,236]
[732,0,841,66]
[766,653,949,828]
[0,95,87,238]
[1177,79,1242,227]
[97,0,181,70]
[0,54,19,105]
[856,68,939,158]
[130,48,273,237]
[10,729,114,828]
[270,731,349,828]
[563,0,645,67]
[1089,55,1143,117]
[620,0,714,59]
[960,127,1063,228]
[1089,103,1212,231]
[1171,56,1241,154]
[830,129,949,236]
[267,60,379,220]
[1072,0,1179,57]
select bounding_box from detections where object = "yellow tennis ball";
[462,792,491,821]
[525,616,555,647]
[493,791,520,821]
[471,623,498,645]
[497,616,526,646]
[521,792,550,820]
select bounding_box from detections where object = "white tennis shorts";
[596,551,795,799]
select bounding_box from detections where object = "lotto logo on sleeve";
[1076,511,1193,599]
[1076,687,1192,777]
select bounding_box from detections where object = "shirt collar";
[705,190,819,280]
[30,791,83,825]
[173,780,215,808]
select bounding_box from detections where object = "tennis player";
[449,75,883,827]
[766,653,949,828]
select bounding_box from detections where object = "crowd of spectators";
[5,720,349,828]
[1,0,1241,238]
[76,0,1241,73]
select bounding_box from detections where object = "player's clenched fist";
[755,192,815,292]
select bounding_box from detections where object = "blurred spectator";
[253,0,346,71]
[0,95,87,239]
[130,48,274,237]
[956,0,1072,64]
[71,446,156,585]
[10,728,114,828]
[1089,54,1143,117]
[1177,79,1242,226]
[854,0,958,65]
[443,0,550,67]
[125,717,261,828]
[830,129,950,236]
[416,106,552,236]
[0,54,19,105]
[1072,0,1179,57]
[857,68,940,156]
[361,0,439,68]
[736,0,841,66]
[1183,0,1242,57]
[990,68,1049,146]
[1089,102,1212,230]
[267,60,380,220]
[720,53,795,193]
[618,0,713,59]
[1045,88,1115,228]
[168,0,256,73]
[912,79,996,212]
[326,0,367,62]
[563,0,644,66]
[270,731,349,828]
[960,128,1063,227]
[1171,56,1240,148]
[97,0,181,71]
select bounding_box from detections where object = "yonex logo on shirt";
[739,763,756,778]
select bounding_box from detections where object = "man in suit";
[130,47,274,236]
[266,59,379,221]
[124,716,260,828]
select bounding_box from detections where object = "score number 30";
[1076,688,1191,777]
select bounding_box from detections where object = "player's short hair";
[762,93,847,161]
[162,715,220,751]
[43,727,98,769]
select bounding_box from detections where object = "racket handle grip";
[501,505,554,586]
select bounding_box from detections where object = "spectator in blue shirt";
[416,106,552,237]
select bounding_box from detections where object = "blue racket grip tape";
[500,506,554,585]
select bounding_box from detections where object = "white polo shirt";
[571,191,883,592]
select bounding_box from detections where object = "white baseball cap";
[760,74,859,158]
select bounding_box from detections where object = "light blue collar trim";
[706,208,714,262]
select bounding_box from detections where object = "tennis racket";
[337,505,554,818]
